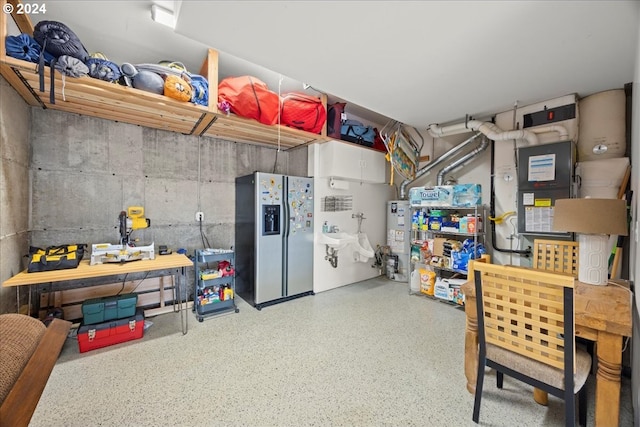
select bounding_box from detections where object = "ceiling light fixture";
[151,4,176,29]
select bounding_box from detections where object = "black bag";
[33,21,89,62]
[33,21,90,104]
[28,244,87,273]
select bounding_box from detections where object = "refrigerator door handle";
[283,180,290,238]
[282,176,289,296]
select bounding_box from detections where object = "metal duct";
[399,132,482,199]
[436,136,489,185]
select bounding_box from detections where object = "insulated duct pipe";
[428,120,539,145]
[530,125,569,140]
[436,136,490,185]
[489,139,531,256]
[399,132,482,199]
[427,120,569,145]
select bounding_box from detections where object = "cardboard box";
[432,237,447,257]
[434,278,467,302]
[459,216,468,234]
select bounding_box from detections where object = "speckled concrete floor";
[30,277,632,427]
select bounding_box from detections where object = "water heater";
[516,140,575,236]
[578,89,626,161]
[386,200,410,282]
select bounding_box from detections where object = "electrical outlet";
[195,212,204,222]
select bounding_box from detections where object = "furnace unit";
[516,140,575,236]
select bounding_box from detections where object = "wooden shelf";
[203,113,327,149]
[1,56,206,133]
[0,0,331,150]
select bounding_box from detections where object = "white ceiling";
[26,1,640,129]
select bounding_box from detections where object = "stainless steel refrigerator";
[235,172,314,309]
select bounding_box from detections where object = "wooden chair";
[532,238,594,404]
[0,314,71,427]
[472,263,591,427]
[532,239,579,277]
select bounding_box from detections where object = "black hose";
[490,139,531,256]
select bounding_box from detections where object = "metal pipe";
[436,136,490,185]
[399,132,482,199]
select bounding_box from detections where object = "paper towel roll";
[329,178,349,190]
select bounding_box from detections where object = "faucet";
[352,212,366,233]
[330,225,340,233]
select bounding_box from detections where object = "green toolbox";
[81,293,138,325]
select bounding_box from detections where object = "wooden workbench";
[2,253,193,334]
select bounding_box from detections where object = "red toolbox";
[77,308,144,353]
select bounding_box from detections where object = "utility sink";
[318,232,357,251]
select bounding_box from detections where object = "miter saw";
[90,206,155,265]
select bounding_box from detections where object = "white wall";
[309,143,394,293]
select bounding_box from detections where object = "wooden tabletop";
[461,277,632,338]
[2,253,193,287]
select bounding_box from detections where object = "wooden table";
[461,278,632,427]
[2,253,193,334]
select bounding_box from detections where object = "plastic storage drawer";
[81,293,138,325]
[77,308,144,353]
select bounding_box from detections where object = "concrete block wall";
[0,73,309,314]
[0,78,31,314]
[28,108,305,253]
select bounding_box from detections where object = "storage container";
[77,308,144,353]
[434,278,467,301]
[81,293,138,325]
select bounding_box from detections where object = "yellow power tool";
[90,206,154,265]
[119,206,150,245]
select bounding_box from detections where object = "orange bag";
[164,75,192,102]
[280,92,327,134]
[218,76,279,125]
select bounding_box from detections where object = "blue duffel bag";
[341,120,376,146]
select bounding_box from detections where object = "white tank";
[578,89,626,161]
[576,157,629,198]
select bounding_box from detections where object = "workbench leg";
[594,331,623,427]
[178,267,188,335]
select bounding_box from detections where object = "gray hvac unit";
[516,140,575,236]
